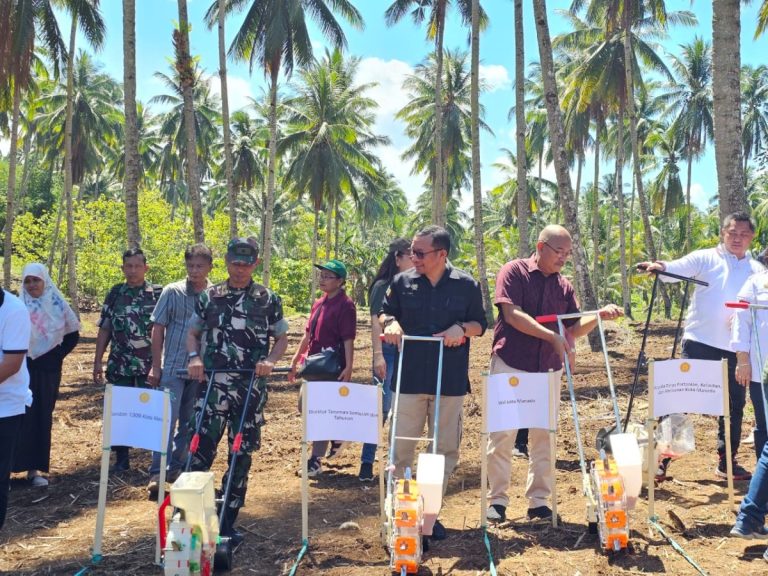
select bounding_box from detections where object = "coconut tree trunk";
[218,0,236,238]
[47,192,65,274]
[16,131,33,217]
[64,14,79,309]
[514,0,529,257]
[325,197,333,259]
[471,0,493,324]
[532,0,599,325]
[615,105,631,317]
[262,68,279,285]
[713,0,747,220]
[177,0,204,243]
[310,207,319,307]
[432,2,446,227]
[623,25,655,263]
[574,152,583,213]
[623,20,669,317]
[123,0,141,248]
[685,141,694,254]
[333,201,340,258]
[3,83,21,288]
[592,136,600,290]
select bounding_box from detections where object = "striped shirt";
[151,278,211,375]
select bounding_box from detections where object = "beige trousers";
[486,353,562,509]
[392,393,464,489]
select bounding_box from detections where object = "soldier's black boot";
[219,506,244,550]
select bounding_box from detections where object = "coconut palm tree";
[279,48,386,301]
[219,0,364,285]
[0,0,67,286]
[384,0,487,226]
[513,0,528,257]
[175,0,204,242]
[664,37,713,252]
[397,50,491,208]
[204,0,236,237]
[150,66,222,209]
[532,0,599,320]
[741,65,768,173]
[38,51,120,188]
[469,0,492,322]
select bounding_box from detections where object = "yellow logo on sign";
[139,392,151,403]
[680,362,691,373]
[508,376,520,387]
[339,386,350,397]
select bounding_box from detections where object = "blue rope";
[482,527,498,576]
[73,553,101,575]
[649,516,708,576]
[288,539,309,576]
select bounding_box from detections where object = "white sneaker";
[30,475,48,487]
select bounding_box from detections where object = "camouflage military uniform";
[189,280,288,511]
[98,282,163,387]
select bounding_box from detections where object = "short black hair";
[722,211,755,232]
[415,225,450,254]
[185,243,213,264]
[122,247,146,264]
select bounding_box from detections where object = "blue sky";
[51,1,768,211]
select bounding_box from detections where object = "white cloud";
[208,74,255,114]
[0,138,8,155]
[355,57,424,205]
[689,182,711,210]
[479,64,511,93]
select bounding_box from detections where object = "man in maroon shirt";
[486,225,622,523]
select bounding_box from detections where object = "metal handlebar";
[176,367,291,378]
[635,263,709,287]
[726,300,768,311]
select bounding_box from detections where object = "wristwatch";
[455,321,466,334]
[381,315,396,328]
[187,351,200,360]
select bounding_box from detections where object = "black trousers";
[12,366,61,473]
[0,414,23,530]
[681,339,743,458]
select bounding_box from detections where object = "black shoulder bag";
[298,300,342,381]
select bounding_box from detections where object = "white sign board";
[107,386,171,451]
[485,372,552,433]
[305,381,379,444]
[652,359,725,418]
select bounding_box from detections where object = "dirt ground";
[2,312,766,575]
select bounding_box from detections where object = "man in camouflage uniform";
[93,247,163,472]
[186,238,288,546]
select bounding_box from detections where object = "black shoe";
[716,458,752,481]
[527,506,557,522]
[358,462,375,482]
[110,458,130,473]
[486,504,506,523]
[430,519,447,540]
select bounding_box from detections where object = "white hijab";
[21,263,80,359]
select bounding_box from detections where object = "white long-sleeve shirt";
[731,271,768,379]
[660,245,764,352]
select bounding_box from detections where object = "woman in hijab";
[12,263,80,487]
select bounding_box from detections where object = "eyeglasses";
[410,248,441,260]
[543,241,572,259]
[318,273,340,281]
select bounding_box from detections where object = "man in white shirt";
[0,289,32,530]
[640,211,765,481]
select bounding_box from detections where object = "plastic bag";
[655,413,695,458]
